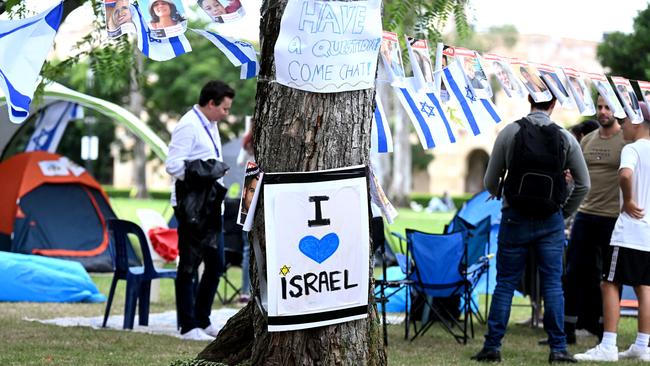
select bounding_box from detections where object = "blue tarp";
[0,251,105,302]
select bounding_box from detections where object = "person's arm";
[165,122,194,180]
[562,133,590,218]
[619,167,643,218]
[483,125,513,196]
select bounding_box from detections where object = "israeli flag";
[371,94,393,153]
[131,4,191,61]
[192,29,259,79]
[443,61,501,136]
[394,80,456,150]
[0,1,63,124]
[25,102,83,153]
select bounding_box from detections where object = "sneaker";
[618,344,650,361]
[203,324,220,337]
[574,344,618,362]
[180,328,215,341]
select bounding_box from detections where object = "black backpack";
[500,118,567,217]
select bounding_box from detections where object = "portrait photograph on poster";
[510,59,552,102]
[379,31,405,84]
[536,64,572,106]
[445,47,492,99]
[198,0,245,23]
[104,0,134,38]
[140,0,187,39]
[612,76,643,123]
[588,72,626,118]
[637,80,650,108]
[484,54,525,98]
[237,161,262,231]
[562,67,596,116]
[405,36,434,90]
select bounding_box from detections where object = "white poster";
[562,67,596,116]
[484,54,526,99]
[637,80,650,108]
[536,63,573,107]
[444,47,492,99]
[104,0,135,38]
[264,166,370,331]
[198,0,245,23]
[405,36,434,91]
[509,58,553,103]
[139,0,187,39]
[588,72,626,119]
[274,0,382,93]
[611,76,643,123]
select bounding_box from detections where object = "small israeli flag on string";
[394,79,456,150]
[191,29,259,79]
[131,4,191,61]
[25,102,83,153]
[0,1,63,124]
[442,60,501,136]
[371,94,393,153]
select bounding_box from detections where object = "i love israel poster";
[263,165,370,332]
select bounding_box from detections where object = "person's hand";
[622,200,645,219]
[564,169,573,185]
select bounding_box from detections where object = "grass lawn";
[0,199,641,365]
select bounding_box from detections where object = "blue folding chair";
[406,228,489,343]
[103,219,177,329]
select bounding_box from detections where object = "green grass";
[385,209,455,253]
[0,199,642,365]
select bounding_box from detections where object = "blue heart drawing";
[298,233,340,264]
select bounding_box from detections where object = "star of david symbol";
[419,102,436,118]
[31,128,53,149]
[279,265,291,276]
[465,86,477,102]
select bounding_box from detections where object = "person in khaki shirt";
[563,95,627,343]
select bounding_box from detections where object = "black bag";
[502,118,567,217]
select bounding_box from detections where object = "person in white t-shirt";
[576,101,650,362]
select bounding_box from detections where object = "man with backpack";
[472,95,590,363]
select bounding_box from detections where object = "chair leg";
[123,280,139,329]
[102,276,119,328]
[138,280,151,326]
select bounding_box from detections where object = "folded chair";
[103,219,177,329]
[406,228,489,343]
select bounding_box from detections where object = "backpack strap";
[496,117,528,200]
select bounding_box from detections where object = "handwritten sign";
[264,166,370,331]
[274,0,382,93]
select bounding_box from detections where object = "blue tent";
[0,251,105,302]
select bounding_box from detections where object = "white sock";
[601,331,617,350]
[635,332,650,348]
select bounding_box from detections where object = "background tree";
[597,4,650,81]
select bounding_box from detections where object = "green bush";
[408,192,474,209]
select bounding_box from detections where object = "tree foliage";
[597,4,650,80]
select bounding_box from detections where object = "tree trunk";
[199,1,387,365]
[129,51,148,199]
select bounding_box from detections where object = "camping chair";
[103,219,177,330]
[405,228,489,343]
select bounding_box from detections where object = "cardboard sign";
[264,166,370,331]
[274,0,382,93]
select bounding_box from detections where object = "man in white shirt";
[166,80,234,341]
[576,102,650,361]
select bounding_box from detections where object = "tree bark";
[200,1,387,365]
[129,51,149,198]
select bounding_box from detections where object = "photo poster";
[139,0,187,39]
[636,80,650,109]
[562,67,596,116]
[611,77,643,123]
[448,47,492,99]
[587,72,626,119]
[379,31,406,84]
[536,63,574,107]
[197,0,245,23]
[104,0,135,38]
[263,165,370,332]
[484,53,526,99]
[238,161,263,231]
[368,165,398,223]
[405,36,434,92]
[509,58,553,102]
[273,0,382,93]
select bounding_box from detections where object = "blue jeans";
[484,207,567,352]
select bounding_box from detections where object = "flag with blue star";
[393,79,456,149]
[442,60,502,136]
[25,102,83,153]
[371,94,393,153]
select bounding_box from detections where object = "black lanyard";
[193,107,220,158]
